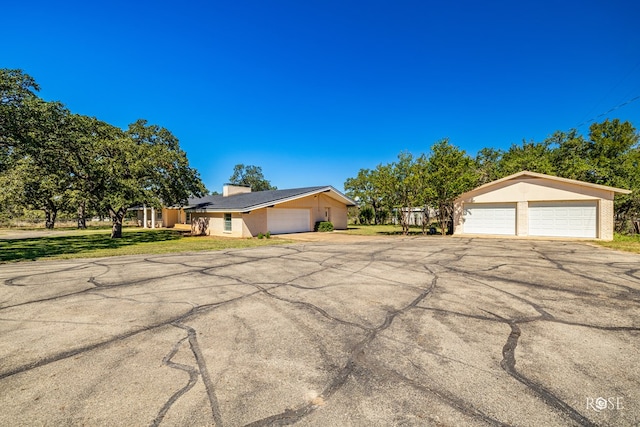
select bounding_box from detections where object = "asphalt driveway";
[0,237,638,426]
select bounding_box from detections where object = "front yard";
[0,228,290,262]
[344,224,442,236]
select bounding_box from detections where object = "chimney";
[223,184,252,197]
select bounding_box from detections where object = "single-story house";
[162,184,356,237]
[453,171,631,240]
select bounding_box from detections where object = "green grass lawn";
[345,224,442,236]
[594,233,640,254]
[0,228,290,262]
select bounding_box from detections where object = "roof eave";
[184,186,357,212]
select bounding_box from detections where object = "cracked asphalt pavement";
[1,237,639,426]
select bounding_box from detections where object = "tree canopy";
[0,69,206,237]
[228,164,276,191]
[345,120,640,234]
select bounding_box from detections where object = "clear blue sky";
[2,0,639,193]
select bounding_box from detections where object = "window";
[224,213,232,232]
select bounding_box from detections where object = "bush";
[359,206,374,225]
[314,221,334,232]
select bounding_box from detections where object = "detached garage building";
[453,171,631,241]
[164,185,356,238]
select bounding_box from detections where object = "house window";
[224,213,232,232]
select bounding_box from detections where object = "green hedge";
[314,221,334,232]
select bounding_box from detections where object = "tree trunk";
[421,205,430,235]
[44,204,57,229]
[439,207,447,236]
[77,201,87,229]
[372,202,379,225]
[400,207,410,235]
[109,206,126,238]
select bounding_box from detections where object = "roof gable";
[457,171,631,201]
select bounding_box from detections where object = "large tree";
[1,69,207,236]
[228,164,276,191]
[0,91,77,228]
[474,147,503,185]
[1,69,41,173]
[93,119,207,238]
[499,140,554,176]
[344,167,389,224]
[586,119,640,231]
[425,139,477,235]
[391,151,421,235]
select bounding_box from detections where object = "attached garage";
[462,203,516,235]
[453,171,631,241]
[528,201,597,238]
[266,208,311,234]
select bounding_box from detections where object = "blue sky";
[2,1,639,193]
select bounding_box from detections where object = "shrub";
[314,221,334,232]
[257,233,264,239]
[266,231,271,239]
[359,206,374,225]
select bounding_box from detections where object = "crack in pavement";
[244,271,438,426]
[530,244,640,299]
[377,361,512,427]
[435,256,638,425]
[499,319,598,427]
[150,335,197,427]
[0,289,267,381]
[1,240,638,426]
[152,322,224,427]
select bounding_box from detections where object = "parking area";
[1,237,638,426]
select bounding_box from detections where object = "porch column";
[143,204,148,228]
[151,207,156,229]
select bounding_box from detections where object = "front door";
[324,207,331,222]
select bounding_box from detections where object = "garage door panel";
[463,203,516,235]
[267,208,311,234]
[528,201,596,238]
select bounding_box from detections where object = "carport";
[453,171,631,240]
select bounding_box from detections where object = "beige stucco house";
[453,171,631,241]
[161,185,356,238]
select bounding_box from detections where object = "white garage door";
[267,208,311,234]
[528,201,597,238]
[463,203,516,235]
